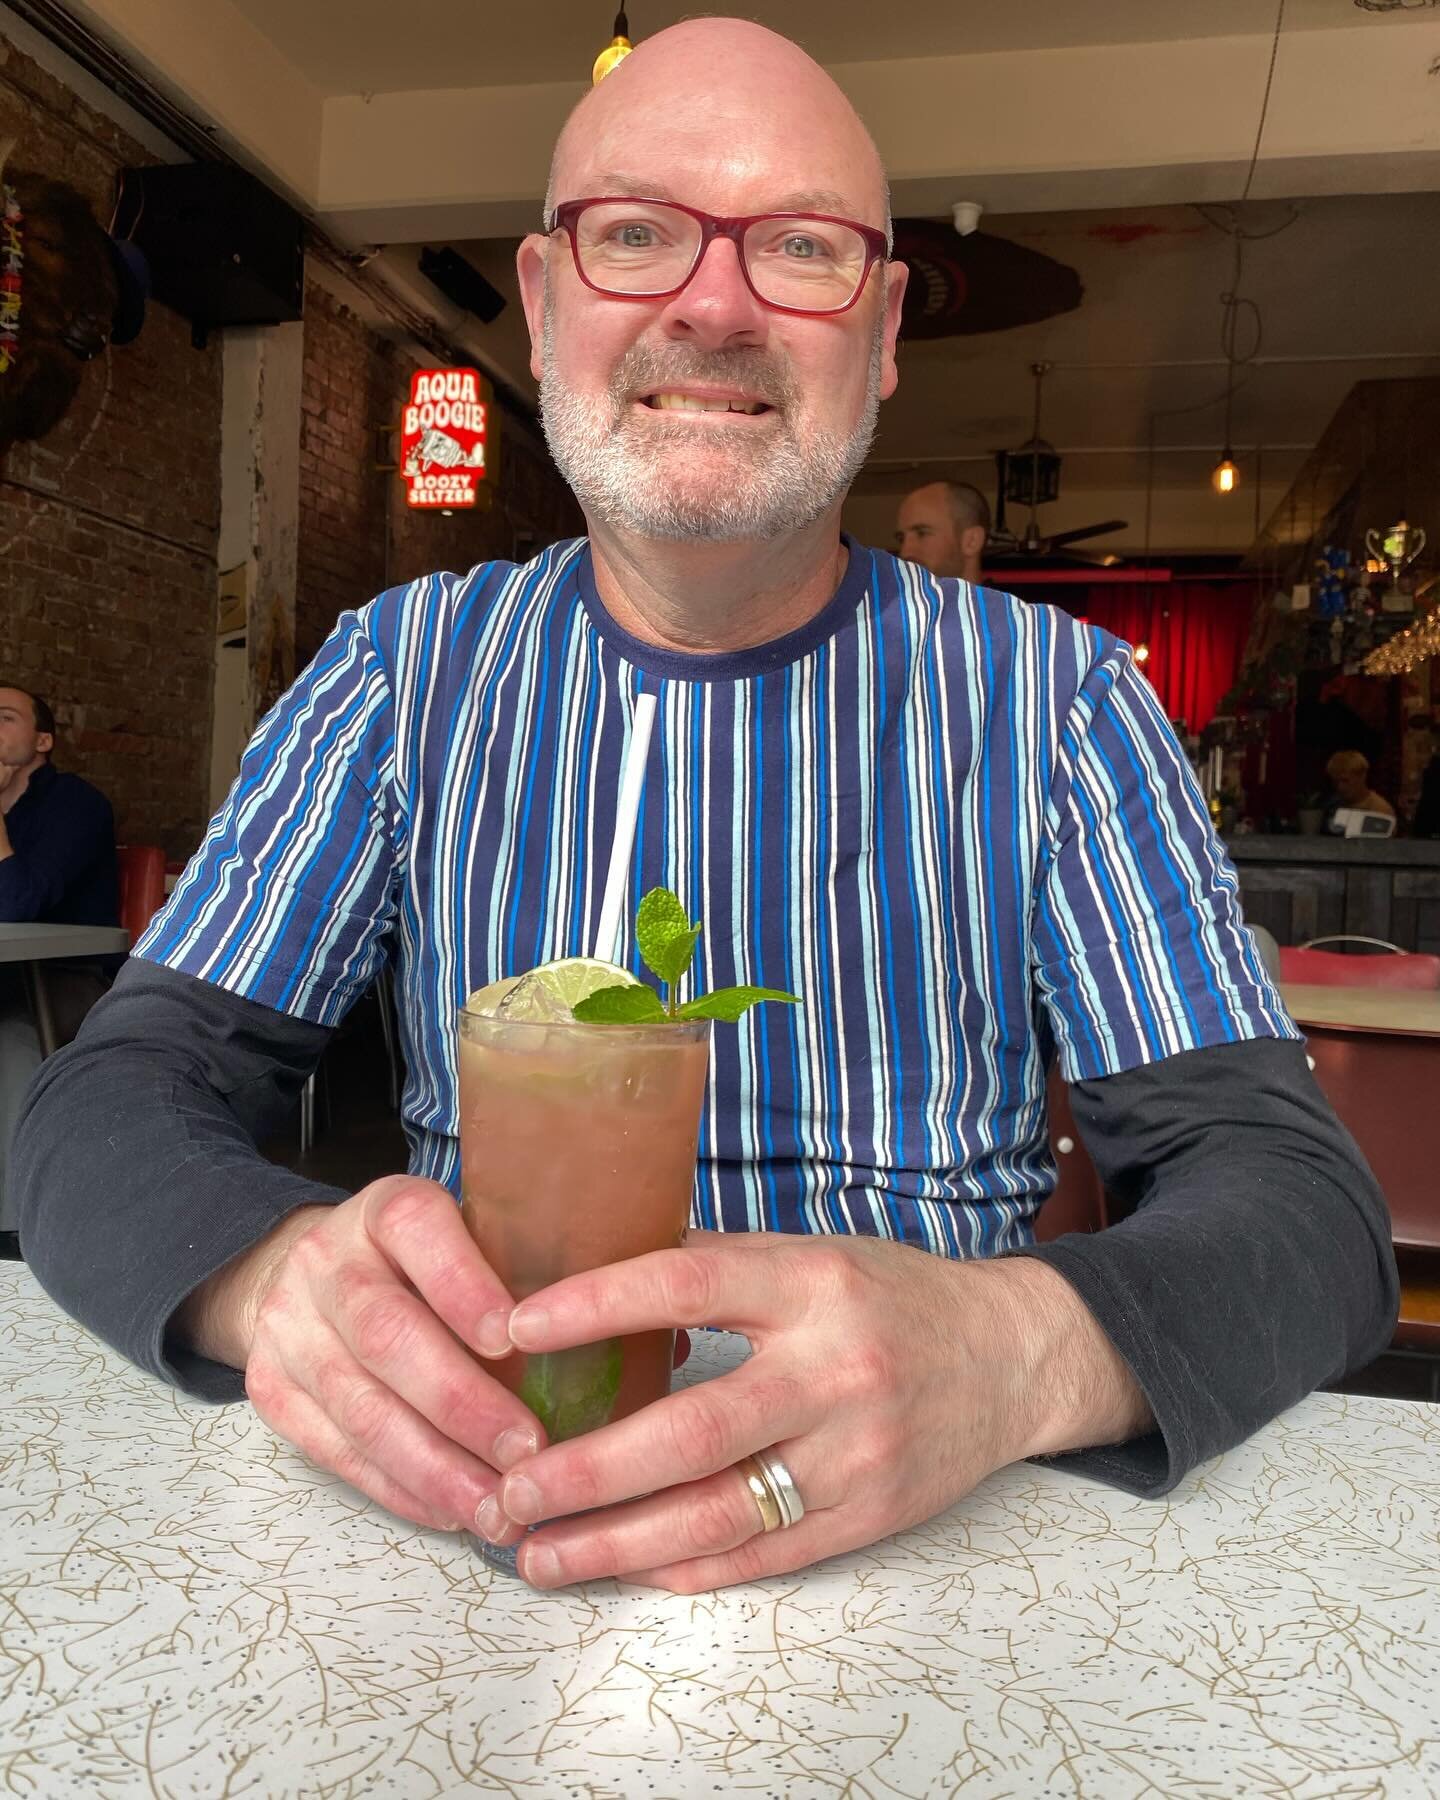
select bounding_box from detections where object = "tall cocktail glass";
[457,1008,711,1564]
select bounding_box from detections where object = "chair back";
[1278,944,1440,991]
[117,844,167,941]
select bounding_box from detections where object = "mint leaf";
[519,1340,623,1441]
[674,985,800,1023]
[636,887,702,988]
[572,982,667,1024]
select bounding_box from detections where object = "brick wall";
[297,283,583,667]
[0,29,222,861]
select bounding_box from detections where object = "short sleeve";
[136,606,400,1024]
[1031,638,1296,1081]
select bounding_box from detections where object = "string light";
[592,8,634,83]
[1362,606,1440,676]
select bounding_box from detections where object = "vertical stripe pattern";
[138,540,1297,1257]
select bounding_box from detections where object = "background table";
[0,922,130,1055]
[3,1263,1438,1798]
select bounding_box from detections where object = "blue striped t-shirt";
[138,538,1295,1258]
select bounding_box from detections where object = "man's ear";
[516,234,549,386]
[876,259,908,403]
[35,731,54,758]
[962,524,988,560]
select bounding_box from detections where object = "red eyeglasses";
[548,197,890,318]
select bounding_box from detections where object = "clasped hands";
[221,1175,1143,1593]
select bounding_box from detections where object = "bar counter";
[1227,832,1440,953]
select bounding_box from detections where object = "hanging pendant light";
[1212,454,1240,496]
[593,9,634,83]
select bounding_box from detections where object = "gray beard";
[539,292,885,543]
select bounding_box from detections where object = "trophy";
[1366,519,1426,613]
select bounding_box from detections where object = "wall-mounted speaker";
[122,162,304,344]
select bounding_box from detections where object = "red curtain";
[1076,582,1257,733]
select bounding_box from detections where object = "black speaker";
[419,246,507,325]
[122,162,304,342]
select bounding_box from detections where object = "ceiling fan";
[985,363,1127,567]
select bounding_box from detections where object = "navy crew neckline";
[574,534,872,683]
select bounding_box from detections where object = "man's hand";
[476,1234,1152,1592]
[176,1176,549,1533]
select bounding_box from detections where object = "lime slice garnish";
[492,956,641,1023]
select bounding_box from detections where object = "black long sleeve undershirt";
[13,959,1398,1494]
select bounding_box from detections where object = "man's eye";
[614,224,658,248]
[782,234,823,259]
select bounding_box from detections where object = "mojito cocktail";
[458,1007,711,1439]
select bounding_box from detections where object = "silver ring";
[751,1447,805,1529]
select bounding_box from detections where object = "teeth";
[648,393,766,415]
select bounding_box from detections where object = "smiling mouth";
[640,391,772,416]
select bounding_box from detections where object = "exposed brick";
[0,30,220,861]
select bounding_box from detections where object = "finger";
[247,1371,469,1534]
[496,1361,814,1522]
[318,1252,543,1470]
[629,1509,875,1595]
[358,1178,519,1360]
[258,1322,503,1534]
[516,1466,803,1589]
[507,1242,796,1352]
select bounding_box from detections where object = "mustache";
[609,343,797,411]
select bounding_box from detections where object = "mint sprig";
[572,887,800,1025]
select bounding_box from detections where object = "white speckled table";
[3,1262,1439,1799]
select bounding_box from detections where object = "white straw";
[594,691,658,962]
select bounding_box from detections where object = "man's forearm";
[14,959,349,1399]
[1019,1037,1398,1496]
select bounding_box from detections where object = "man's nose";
[656,236,769,351]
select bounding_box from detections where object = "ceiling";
[226,0,1429,95]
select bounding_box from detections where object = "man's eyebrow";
[582,175,864,218]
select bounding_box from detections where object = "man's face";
[1333,766,1368,805]
[896,489,966,575]
[0,689,50,769]
[518,59,906,543]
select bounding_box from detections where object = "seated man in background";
[0,683,118,1250]
[0,684,118,929]
[896,479,990,585]
[1326,749,1395,824]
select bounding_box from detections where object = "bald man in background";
[897,480,991,585]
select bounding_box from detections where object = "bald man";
[18,20,1394,1595]
[897,480,991,585]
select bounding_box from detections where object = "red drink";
[457,1011,711,1439]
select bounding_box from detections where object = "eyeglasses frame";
[547,196,891,318]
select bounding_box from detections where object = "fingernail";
[475,1495,506,1542]
[491,1426,538,1470]
[475,1309,512,1358]
[523,1542,561,1588]
[508,1305,547,1348]
[502,1473,543,1523]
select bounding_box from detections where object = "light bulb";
[593,10,633,82]
[1211,454,1240,496]
[1134,643,1151,664]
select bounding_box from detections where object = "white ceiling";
[227,0,1430,95]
